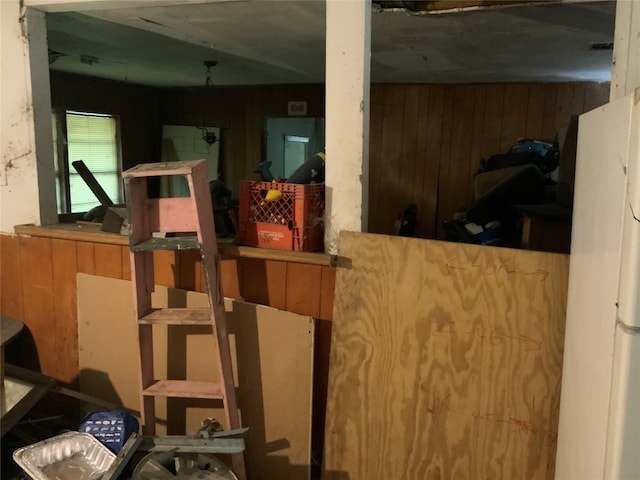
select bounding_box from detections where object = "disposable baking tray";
[12,431,115,480]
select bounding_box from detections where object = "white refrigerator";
[555,89,640,479]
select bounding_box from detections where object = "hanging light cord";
[200,61,218,145]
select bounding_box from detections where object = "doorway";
[161,124,220,197]
[264,118,325,180]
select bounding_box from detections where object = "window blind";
[66,111,121,212]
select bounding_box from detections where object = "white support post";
[610,0,640,101]
[324,0,371,254]
[28,7,58,226]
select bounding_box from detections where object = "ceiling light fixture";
[198,60,219,145]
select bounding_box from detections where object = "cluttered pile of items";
[66,141,327,255]
[443,117,578,250]
[10,409,246,480]
[3,160,251,480]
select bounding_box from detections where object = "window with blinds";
[54,111,123,214]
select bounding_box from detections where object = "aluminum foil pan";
[12,431,115,480]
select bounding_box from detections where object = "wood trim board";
[77,273,314,480]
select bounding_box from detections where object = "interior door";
[265,118,325,179]
[161,125,220,197]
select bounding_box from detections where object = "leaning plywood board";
[77,273,314,480]
[322,232,568,480]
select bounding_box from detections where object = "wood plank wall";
[157,84,326,193]
[50,72,160,170]
[1,232,334,468]
[51,74,609,242]
[157,81,609,239]
[368,82,610,239]
[0,234,335,384]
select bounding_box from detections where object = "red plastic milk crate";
[239,181,325,252]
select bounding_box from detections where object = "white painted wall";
[0,1,57,233]
[1,0,38,232]
[324,0,371,254]
[161,124,220,196]
[610,0,640,101]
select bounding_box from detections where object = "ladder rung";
[138,436,246,454]
[143,380,224,399]
[139,308,212,325]
[131,237,202,252]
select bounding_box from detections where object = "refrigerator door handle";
[616,317,640,335]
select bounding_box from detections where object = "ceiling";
[42,0,617,88]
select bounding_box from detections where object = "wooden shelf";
[218,244,337,266]
[142,380,224,400]
[15,223,128,246]
[131,237,202,252]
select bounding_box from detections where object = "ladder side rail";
[125,176,156,319]
[137,322,156,435]
[188,168,236,418]
[125,176,158,435]
[126,177,152,246]
[123,160,204,177]
[188,168,246,479]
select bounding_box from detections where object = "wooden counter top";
[13,223,337,267]
[15,222,129,245]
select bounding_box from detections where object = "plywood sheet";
[323,232,568,480]
[77,273,314,480]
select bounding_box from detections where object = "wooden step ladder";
[122,160,246,480]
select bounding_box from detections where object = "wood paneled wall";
[50,71,161,170]
[51,74,609,242]
[158,81,609,240]
[368,82,610,239]
[156,84,326,192]
[1,232,334,468]
[0,233,334,384]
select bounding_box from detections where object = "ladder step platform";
[142,380,224,399]
[130,236,202,252]
[122,160,208,178]
[138,308,212,325]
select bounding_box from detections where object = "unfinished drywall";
[77,273,314,480]
[323,232,569,480]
